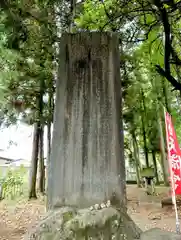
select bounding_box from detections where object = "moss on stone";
[25,206,142,240]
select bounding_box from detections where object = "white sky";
[0,122,48,161]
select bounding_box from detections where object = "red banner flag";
[165,112,181,195]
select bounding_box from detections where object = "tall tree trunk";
[152,150,159,185]
[29,76,44,199]
[162,78,171,113]
[141,117,149,167]
[132,132,141,187]
[175,67,181,114]
[158,113,169,186]
[47,122,51,166]
[29,123,40,199]
[47,89,53,166]
[140,89,149,167]
[69,0,76,32]
[152,77,169,186]
[39,125,45,194]
[135,134,140,165]
[45,82,54,197]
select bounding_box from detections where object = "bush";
[0,167,26,200]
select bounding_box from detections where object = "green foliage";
[0,1,56,127]
[0,167,26,200]
[75,0,111,30]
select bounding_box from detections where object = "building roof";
[0,156,29,166]
[0,156,16,163]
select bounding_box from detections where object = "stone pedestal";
[47,32,125,209]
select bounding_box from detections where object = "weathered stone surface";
[140,228,181,240]
[25,206,142,240]
[25,207,77,240]
[47,32,125,210]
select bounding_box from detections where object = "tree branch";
[170,45,181,65]
[155,64,181,91]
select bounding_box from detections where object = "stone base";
[25,206,181,240]
[161,196,181,207]
[25,206,141,240]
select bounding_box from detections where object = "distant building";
[0,156,30,177]
[0,156,30,167]
[0,156,14,166]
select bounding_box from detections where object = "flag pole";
[164,107,180,234]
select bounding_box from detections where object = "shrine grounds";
[0,185,179,240]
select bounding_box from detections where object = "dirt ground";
[127,185,178,232]
[0,185,179,240]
